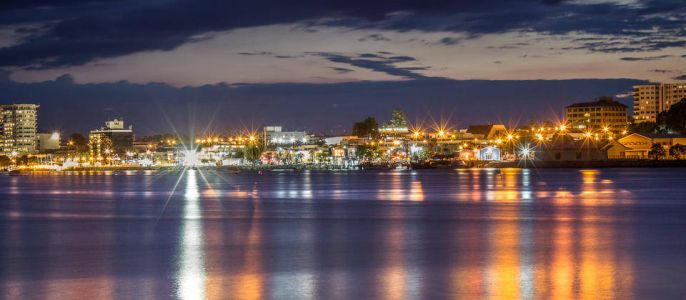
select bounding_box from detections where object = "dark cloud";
[620,55,672,61]
[358,33,390,42]
[650,69,671,73]
[312,52,430,79]
[238,51,273,56]
[675,75,686,80]
[0,0,683,69]
[438,37,461,46]
[0,71,646,135]
[330,67,354,73]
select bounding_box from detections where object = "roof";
[566,97,627,108]
[642,133,686,139]
[466,125,494,136]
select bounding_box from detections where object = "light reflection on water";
[1,168,686,299]
[177,170,206,300]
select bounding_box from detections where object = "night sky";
[0,0,684,135]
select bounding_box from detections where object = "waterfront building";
[565,96,628,132]
[606,133,686,159]
[536,135,607,161]
[0,104,39,156]
[633,83,686,123]
[36,132,61,152]
[264,126,308,146]
[89,119,134,160]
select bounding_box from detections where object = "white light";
[183,149,199,167]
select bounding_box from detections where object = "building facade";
[606,133,686,159]
[633,83,686,123]
[89,119,134,160]
[0,104,39,156]
[264,126,308,146]
[565,96,628,132]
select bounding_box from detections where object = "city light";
[182,149,199,167]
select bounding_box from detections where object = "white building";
[264,126,308,145]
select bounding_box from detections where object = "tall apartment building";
[565,96,628,132]
[0,104,39,155]
[633,83,686,123]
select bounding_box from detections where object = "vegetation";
[0,155,11,167]
[629,121,660,135]
[355,144,383,160]
[352,117,379,138]
[244,140,264,163]
[649,143,666,160]
[658,98,686,135]
[68,133,89,151]
[669,144,686,160]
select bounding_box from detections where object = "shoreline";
[5,159,686,175]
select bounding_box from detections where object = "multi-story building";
[0,104,39,155]
[565,96,628,132]
[89,119,134,160]
[263,126,308,146]
[633,83,686,123]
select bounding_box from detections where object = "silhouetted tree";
[658,98,686,134]
[649,143,666,161]
[669,144,686,160]
[16,155,29,166]
[352,117,379,138]
[68,133,88,151]
[0,155,10,167]
[629,121,659,135]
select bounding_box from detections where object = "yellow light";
[603,127,609,132]
[622,130,627,135]
[559,124,567,131]
[249,135,256,142]
[506,134,513,141]
[438,130,445,137]
[585,132,592,138]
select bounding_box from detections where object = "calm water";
[1,168,686,299]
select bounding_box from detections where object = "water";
[1,168,685,299]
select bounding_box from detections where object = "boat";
[8,170,21,176]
